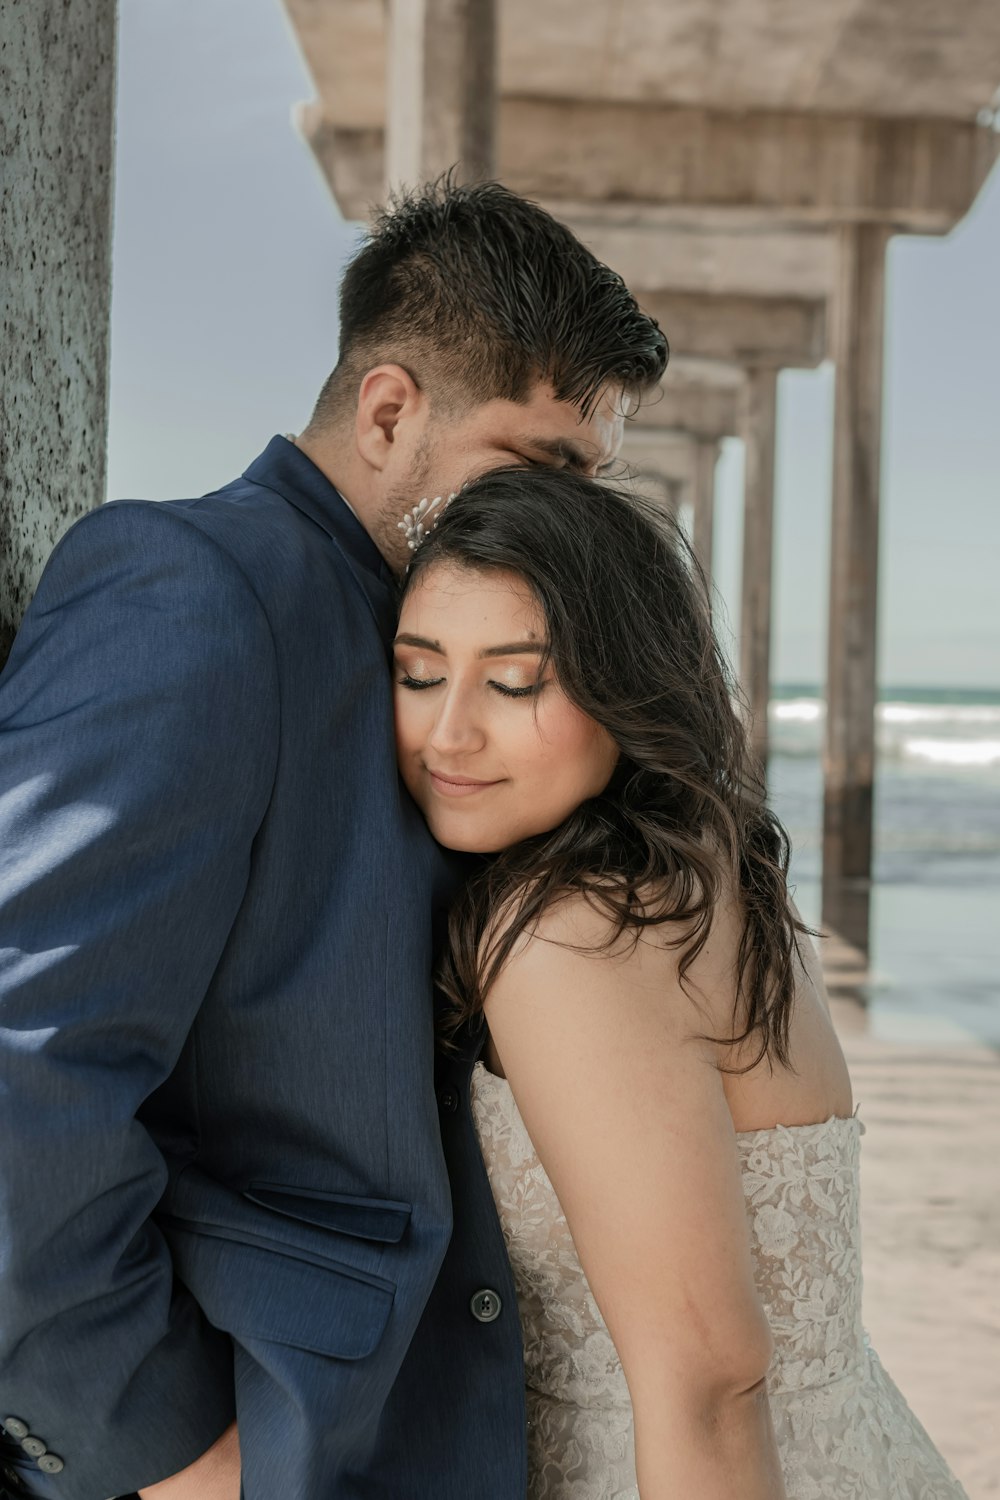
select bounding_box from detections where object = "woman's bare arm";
[138,1422,240,1500]
[484,896,788,1500]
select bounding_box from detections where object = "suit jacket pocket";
[159,1166,398,1360]
[242,1182,411,1243]
[163,1221,394,1360]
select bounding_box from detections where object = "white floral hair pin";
[398,492,458,553]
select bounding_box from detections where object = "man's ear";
[355,364,423,472]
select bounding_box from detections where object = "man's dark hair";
[312,177,668,425]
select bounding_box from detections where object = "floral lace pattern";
[470,1063,968,1500]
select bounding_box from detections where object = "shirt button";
[2,1419,28,1440]
[470,1288,502,1323]
[37,1454,65,1474]
[438,1085,459,1114]
[20,1437,46,1459]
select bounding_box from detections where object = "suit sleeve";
[0,502,280,1499]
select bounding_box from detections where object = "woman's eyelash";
[490,681,542,699]
[397,673,542,699]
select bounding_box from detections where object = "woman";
[392,467,968,1500]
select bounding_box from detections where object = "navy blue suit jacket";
[0,438,526,1499]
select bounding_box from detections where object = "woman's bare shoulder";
[484,883,728,1057]
[495,884,677,973]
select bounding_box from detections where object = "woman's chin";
[425,809,567,855]
[422,808,519,855]
[427,820,508,855]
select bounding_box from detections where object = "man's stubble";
[373,431,437,575]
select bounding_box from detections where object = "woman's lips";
[427,769,504,798]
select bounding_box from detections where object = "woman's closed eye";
[396,672,546,699]
[490,680,544,699]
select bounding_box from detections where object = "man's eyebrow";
[522,435,598,473]
[393,634,544,659]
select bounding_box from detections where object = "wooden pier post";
[822,224,891,957]
[386,0,496,189]
[739,368,779,771]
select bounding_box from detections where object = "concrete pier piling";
[0,0,117,662]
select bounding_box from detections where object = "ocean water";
[766,686,1000,1047]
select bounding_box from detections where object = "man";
[0,179,667,1500]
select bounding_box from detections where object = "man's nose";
[427,687,487,756]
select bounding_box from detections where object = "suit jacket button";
[470,1288,502,1322]
[20,1437,46,1458]
[2,1419,28,1440]
[438,1086,459,1114]
[37,1454,65,1474]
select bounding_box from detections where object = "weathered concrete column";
[385,0,496,189]
[0,1,117,662]
[663,477,683,520]
[739,369,779,770]
[631,470,681,517]
[691,439,719,582]
[822,224,891,957]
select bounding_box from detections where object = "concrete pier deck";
[823,935,999,1498]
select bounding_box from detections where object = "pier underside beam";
[300,106,999,234]
[638,292,826,370]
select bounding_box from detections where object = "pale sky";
[108,0,1000,689]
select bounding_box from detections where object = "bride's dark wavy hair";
[401,467,806,1068]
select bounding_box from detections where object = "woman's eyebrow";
[394,634,544,659]
[478,642,545,659]
[393,632,444,653]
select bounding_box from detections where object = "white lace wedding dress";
[470,1062,968,1500]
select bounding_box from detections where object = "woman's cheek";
[394,697,425,774]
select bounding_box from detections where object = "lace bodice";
[470,1062,968,1500]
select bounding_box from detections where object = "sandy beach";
[825,937,1000,1499]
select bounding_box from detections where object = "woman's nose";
[427,688,487,757]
